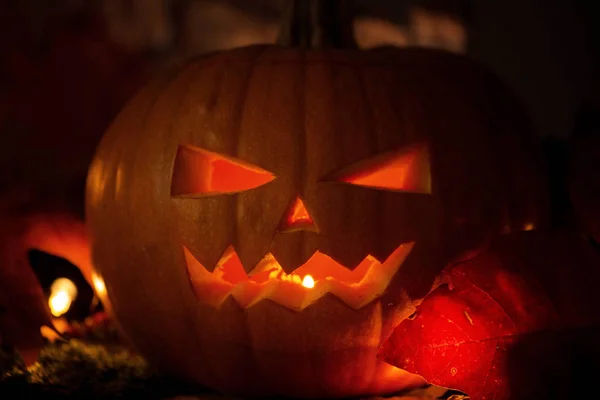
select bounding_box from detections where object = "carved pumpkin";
[86,4,547,396]
[86,44,547,397]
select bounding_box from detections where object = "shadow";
[506,326,600,399]
[569,103,600,245]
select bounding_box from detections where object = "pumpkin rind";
[86,45,548,397]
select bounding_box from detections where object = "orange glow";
[40,325,63,343]
[301,275,315,288]
[48,278,77,317]
[212,247,248,284]
[91,273,106,295]
[279,196,317,232]
[329,142,431,194]
[523,222,535,231]
[183,242,414,310]
[171,144,275,196]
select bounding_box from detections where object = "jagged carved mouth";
[184,242,414,311]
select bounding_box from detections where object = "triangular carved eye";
[326,142,431,194]
[171,145,275,197]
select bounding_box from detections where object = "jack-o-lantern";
[86,2,548,397]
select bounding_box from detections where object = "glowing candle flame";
[48,278,77,317]
[92,273,106,295]
[301,275,315,289]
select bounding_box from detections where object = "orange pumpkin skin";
[86,46,548,397]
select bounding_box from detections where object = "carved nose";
[278,196,317,233]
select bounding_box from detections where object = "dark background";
[362,0,598,140]
[1,0,599,318]
[0,4,599,397]
[2,0,598,229]
[3,0,599,140]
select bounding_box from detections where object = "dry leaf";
[380,230,600,399]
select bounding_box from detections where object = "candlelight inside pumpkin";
[184,241,413,310]
[176,141,427,310]
[86,45,549,398]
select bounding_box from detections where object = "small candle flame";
[92,273,106,295]
[301,274,315,289]
[48,278,77,317]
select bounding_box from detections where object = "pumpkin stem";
[277,0,358,49]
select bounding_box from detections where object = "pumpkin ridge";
[229,48,266,267]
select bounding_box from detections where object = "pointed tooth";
[245,280,280,308]
[191,281,234,308]
[248,254,281,276]
[303,279,330,307]
[264,281,308,311]
[195,245,226,274]
[216,246,248,284]
[212,266,225,280]
[369,238,400,265]
[327,280,379,309]
[185,242,415,311]
[360,242,414,286]
[248,254,281,283]
[182,246,212,281]
[350,256,381,283]
[249,279,332,311]
[231,280,263,308]
[328,243,414,310]
[385,241,414,265]
[236,239,273,277]
[183,246,233,307]
[270,232,319,274]
[326,244,371,273]
[293,252,356,283]
[248,267,277,283]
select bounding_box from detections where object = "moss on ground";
[0,340,202,399]
[0,341,467,399]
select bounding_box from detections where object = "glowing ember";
[48,278,77,317]
[302,275,315,288]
